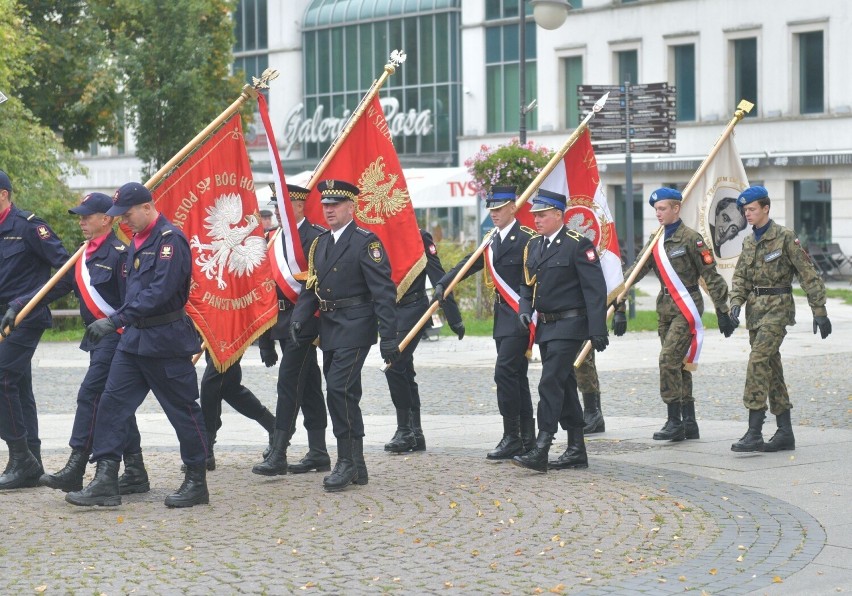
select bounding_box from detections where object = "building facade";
[68,0,852,255]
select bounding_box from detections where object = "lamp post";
[519,0,572,143]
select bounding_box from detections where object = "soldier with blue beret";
[619,187,735,443]
[514,189,609,472]
[0,169,73,490]
[66,182,210,508]
[434,185,537,461]
[729,185,831,453]
[290,179,398,491]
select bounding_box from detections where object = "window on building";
[794,179,831,245]
[563,56,583,128]
[672,44,696,121]
[797,31,824,114]
[616,49,638,85]
[234,0,267,54]
[733,37,758,117]
[485,20,537,134]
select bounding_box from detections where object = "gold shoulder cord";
[522,240,538,305]
[305,237,319,290]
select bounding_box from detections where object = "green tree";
[0,0,83,250]
[93,0,245,177]
[19,0,122,152]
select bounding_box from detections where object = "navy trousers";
[200,354,269,436]
[494,335,533,419]
[537,339,584,433]
[384,327,424,411]
[322,346,369,440]
[274,337,326,433]
[0,327,43,451]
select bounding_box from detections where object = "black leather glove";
[431,283,445,305]
[729,304,741,328]
[611,311,627,337]
[449,321,465,340]
[0,306,20,338]
[84,317,116,344]
[813,315,832,339]
[259,344,278,367]
[717,309,736,338]
[380,338,401,363]
[590,335,609,352]
[289,321,302,344]
[519,312,532,328]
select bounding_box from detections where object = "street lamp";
[519,0,573,143]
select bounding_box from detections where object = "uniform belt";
[752,286,792,296]
[538,308,587,323]
[398,290,426,306]
[278,299,294,311]
[662,284,699,295]
[134,308,186,329]
[317,294,371,312]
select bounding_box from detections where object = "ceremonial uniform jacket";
[109,214,199,358]
[730,220,826,329]
[439,220,534,338]
[293,221,397,351]
[2,204,71,329]
[396,230,462,333]
[625,221,729,320]
[519,226,608,344]
[266,218,326,342]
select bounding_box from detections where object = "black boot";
[409,408,426,451]
[487,416,524,460]
[385,408,417,453]
[763,411,795,452]
[40,448,89,492]
[323,438,358,492]
[259,408,276,459]
[29,443,43,470]
[512,430,554,473]
[352,437,368,486]
[653,402,686,441]
[65,460,121,506]
[252,428,291,476]
[289,429,332,474]
[165,464,209,508]
[731,409,766,452]
[682,401,700,440]
[118,451,150,495]
[582,392,605,434]
[549,427,588,469]
[520,416,536,452]
[0,438,43,490]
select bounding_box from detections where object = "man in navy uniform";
[253,184,329,476]
[0,169,72,490]
[66,182,209,507]
[34,193,147,494]
[434,186,536,460]
[290,179,398,492]
[514,189,609,472]
[383,229,464,453]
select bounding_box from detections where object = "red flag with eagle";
[303,96,426,297]
[151,115,278,371]
[532,129,623,300]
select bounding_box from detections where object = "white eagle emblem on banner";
[189,193,267,290]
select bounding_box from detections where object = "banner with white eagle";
[152,115,278,371]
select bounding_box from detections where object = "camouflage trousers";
[575,350,599,394]
[658,315,694,404]
[744,325,792,415]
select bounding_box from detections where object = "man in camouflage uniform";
[729,186,831,453]
[621,188,735,441]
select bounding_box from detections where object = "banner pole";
[573,99,755,366]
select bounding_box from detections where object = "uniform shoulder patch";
[159,244,174,259]
[520,225,536,236]
[368,240,384,263]
[36,224,52,240]
[585,248,597,262]
[701,249,714,265]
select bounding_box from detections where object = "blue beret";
[530,188,567,213]
[0,170,11,193]
[107,182,152,216]
[69,192,114,215]
[648,187,682,206]
[736,185,768,207]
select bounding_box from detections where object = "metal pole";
[623,80,636,319]
[519,0,527,144]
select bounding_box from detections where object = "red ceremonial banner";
[151,115,278,371]
[304,96,426,297]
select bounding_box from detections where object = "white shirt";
[331,219,353,244]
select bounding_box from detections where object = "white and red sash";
[485,240,537,349]
[268,231,300,304]
[652,240,703,366]
[75,257,122,333]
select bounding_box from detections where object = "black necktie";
[541,238,550,256]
